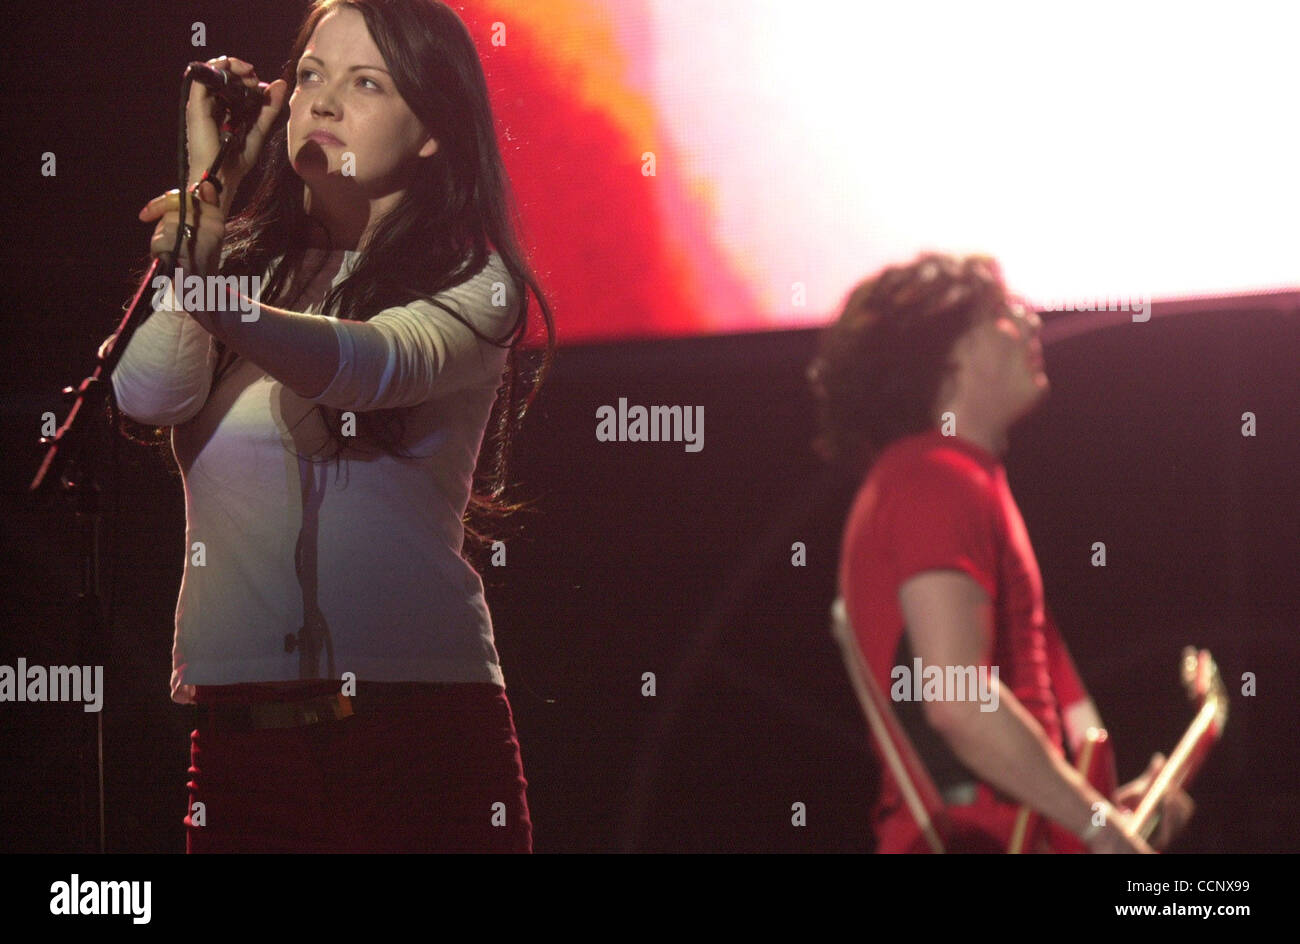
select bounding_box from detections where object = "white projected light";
[647,0,1300,322]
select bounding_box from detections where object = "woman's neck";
[302,183,404,253]
[302,185,366,251]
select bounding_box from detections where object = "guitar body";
[879,786,1058,853]
[878,649,1227,854]
[832,593,1227,855]
[1007,726,1117,853]
[876,728,1115,854]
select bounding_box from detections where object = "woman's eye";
[295,68,379,90]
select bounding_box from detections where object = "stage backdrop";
[2,0,1296,857]
[462,0,1300,341]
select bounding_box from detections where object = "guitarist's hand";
[1114,752,1196,850]
[1086,805,1155,854]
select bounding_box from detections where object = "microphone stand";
[27,81,254,852]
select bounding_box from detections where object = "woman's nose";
[311,90,339,119]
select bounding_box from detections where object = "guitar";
[1128,648,1229,843]
[831,597,1229,853]
[1008,647,1229,853]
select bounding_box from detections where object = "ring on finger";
[163,189,205,218]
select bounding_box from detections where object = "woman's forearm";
[186,286,342,401]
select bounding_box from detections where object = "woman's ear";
[419,135,439,158]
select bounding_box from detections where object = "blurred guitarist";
[809,253,1194,853]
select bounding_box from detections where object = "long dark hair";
[807,252,1008,477]
[114,0,555,555]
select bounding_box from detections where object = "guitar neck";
[1131,689,1227,840]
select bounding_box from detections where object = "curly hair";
[808,252,1011,475]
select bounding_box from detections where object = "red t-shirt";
[839,429,1064,847]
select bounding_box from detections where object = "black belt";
[195,682,459,731]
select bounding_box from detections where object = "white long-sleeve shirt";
[110,248,515,703]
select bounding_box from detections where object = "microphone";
[187,62,266,124]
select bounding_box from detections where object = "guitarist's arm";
[899,570,1153,854]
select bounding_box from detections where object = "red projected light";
[463,1,1300,343]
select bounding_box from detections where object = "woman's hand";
[140,188,226,284]
[186,55,289,213]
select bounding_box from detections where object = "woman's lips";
[307,130,344,146]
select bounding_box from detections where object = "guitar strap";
[830,598,949,852]
[833,599,1117,851]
